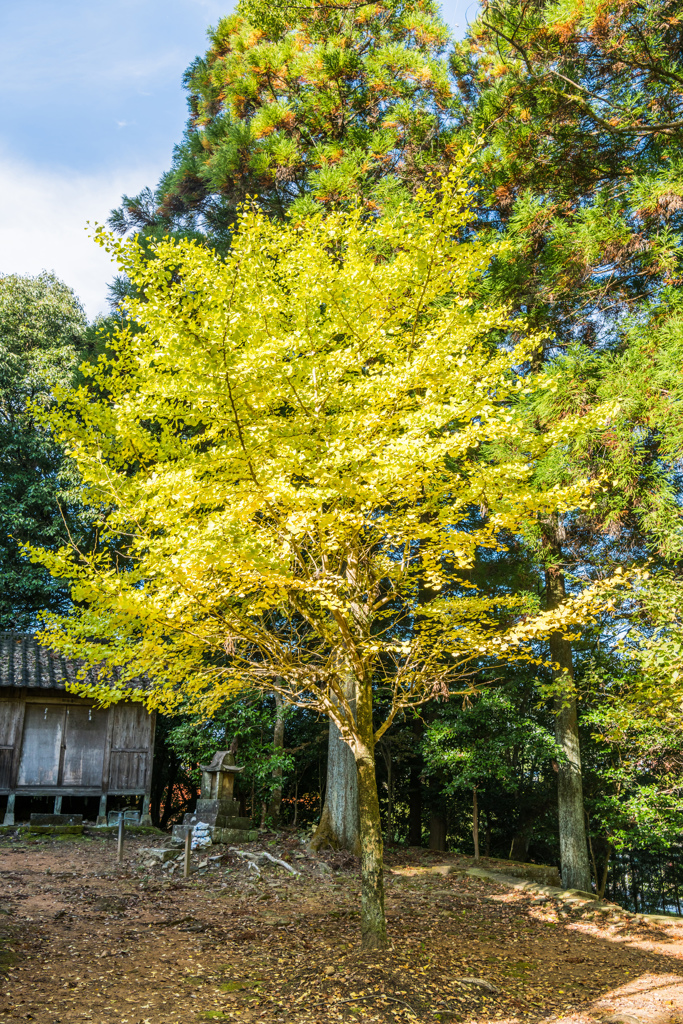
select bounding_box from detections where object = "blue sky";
[0,0,478,318]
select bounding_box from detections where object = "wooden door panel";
[109,750,148,791]
[17,705,64,786]
[111,704,151,751]
[61,706,109,787]
[0,700,23,747]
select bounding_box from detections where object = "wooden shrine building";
[0,633,155,825]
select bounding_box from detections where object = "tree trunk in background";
[408,766,423,845]
[378,739,393,844]
[159,771,178,830]
[547,566,592,893]
[509,829,532,862]
[589,834,612,900]
[269,692,285,825]
[310,675,360,855]
[292,778,299,827]
[408,721,424,846]
[509,797,553,862]
[473,787,480,862]
[429,813,447,851]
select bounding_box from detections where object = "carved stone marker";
[172,751,258,845]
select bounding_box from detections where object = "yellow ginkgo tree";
[33,157,616,948]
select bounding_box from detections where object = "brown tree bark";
[356,751,387,948]
[429,812,447,851]
[509,829,532,862]
[378,738,394,843]
[408,767,423,846]
[310,675,360,855]
[292,778,299,827]
[354,675,387,950]
[268,692,286,826]
[546,565,592,893]
[408,721,424,846]
[472,787,480,862]
[588,829,613,900]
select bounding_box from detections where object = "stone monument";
[172,751,258,845]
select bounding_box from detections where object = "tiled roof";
[0,632,84,691]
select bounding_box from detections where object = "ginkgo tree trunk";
[33,155,618,949]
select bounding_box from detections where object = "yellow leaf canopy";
[33,158,612,724]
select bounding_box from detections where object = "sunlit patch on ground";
[0,836,682,1023]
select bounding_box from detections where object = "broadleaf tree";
[107,0,460,856]
[0,272,93,629]
[33,161,620,948]
[104,0,462,856]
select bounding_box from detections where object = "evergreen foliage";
[109,0,455,243]
[0,273,94,629]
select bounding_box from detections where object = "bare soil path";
[0,834,682,1024]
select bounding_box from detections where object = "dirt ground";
[0,831,682,1024]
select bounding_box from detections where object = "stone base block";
[171,823,191,844]
[171,824,258,846]
[212,827,259,845]
[196,797,241,815]
[186,800,243,826]
[29,824,84,835]
[140,847,182,863]
[182,812,252,830]
[30,813,83,827]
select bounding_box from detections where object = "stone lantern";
[173,750,258,844]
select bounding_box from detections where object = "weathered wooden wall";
[0,700,22,791]
[0,634,156,825]
[109,703,154,792]
[0,694,155,824]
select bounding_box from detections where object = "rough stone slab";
[212,827,259,844]
[390,864,457,878]
[140,847,182,863]
[502,863,561,886]
[195,798,241,817]
[392,862,562,886]
[29,824,83,835]
[30,813,83,827]
[563,887,598,900]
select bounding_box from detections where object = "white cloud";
[0,155,166,320]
